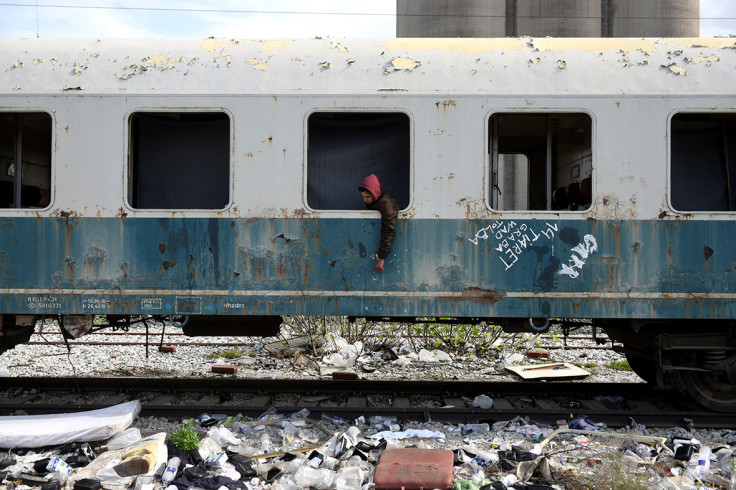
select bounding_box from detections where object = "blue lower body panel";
[1,216,734,319]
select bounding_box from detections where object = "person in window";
[358,174,400,273]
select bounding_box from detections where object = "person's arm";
[375,197,399,271]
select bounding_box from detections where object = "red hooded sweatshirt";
[358,174,400,260]
[358,174,382,201]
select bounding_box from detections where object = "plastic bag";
[293,466,335,490]
[107,428,142,450]
[206,426,239,447]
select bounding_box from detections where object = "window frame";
[667,109,736,215]
[303,108,414,214]
[486,109,595,214]
[0,110,54,212]
[124,108,234,212]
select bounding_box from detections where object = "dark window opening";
[129,112,230,209]
[671,113,736,212]
[0,113,52,209]
[490,113,592,211]
[307,112,410,210]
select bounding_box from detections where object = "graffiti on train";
[468,221,558,270]
[558,234,598,278]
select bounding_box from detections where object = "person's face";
[360,190,375,205]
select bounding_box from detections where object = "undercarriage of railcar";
[3,313,736,412]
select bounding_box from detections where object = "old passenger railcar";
[1,37,735,409]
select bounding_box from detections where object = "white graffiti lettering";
[468,221,559,270]
[558,234,598,278]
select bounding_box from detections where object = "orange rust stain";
[441,287,505,305]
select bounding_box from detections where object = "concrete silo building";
[396,0,699,37]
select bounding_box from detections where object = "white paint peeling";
[2,37,735,97]
[382,38,527,54]
[663,63,686,76]
[246,58,268,71]
[200,38,228,52]
[391,57,421,70]
[147,54,167,63]
[261,40,293,52]
[331,42,348,52]
[690,55,719,65]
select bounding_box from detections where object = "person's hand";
[374,258,385,273]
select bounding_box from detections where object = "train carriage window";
[0,113,52,209]
[128,112,230,209]
[671,113,736,212]
[307,112,410,210]
[489,113,592,211]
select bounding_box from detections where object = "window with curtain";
[307,112,410,210]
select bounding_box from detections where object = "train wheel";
[0,315,36,354]
[624,349,657,384]
[672,369,736,412]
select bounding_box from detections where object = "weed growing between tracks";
[605,360,633,371]
[275,316,532,359]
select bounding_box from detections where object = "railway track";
[1,377,732,429]
[22,329,615,350]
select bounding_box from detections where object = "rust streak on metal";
[704,245,714,267]
[441,287,505,305]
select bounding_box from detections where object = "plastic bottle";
[461,423,490,435]
[696,446,712,479]
[321,413,348,427]
[260,433,272,454]
[161,457,181,486]
[290,408,310,419]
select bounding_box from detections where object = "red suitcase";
[374,448,454,490]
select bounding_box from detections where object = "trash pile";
[2,400,736,490]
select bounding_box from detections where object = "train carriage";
[1,37,736,409]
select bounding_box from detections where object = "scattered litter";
[0,399,730,490]
[418,349,452,362]
[472,394,493,409]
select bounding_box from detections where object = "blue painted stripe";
[1,216,734,319]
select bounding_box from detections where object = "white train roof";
[1,37,735,96]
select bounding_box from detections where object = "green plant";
[207,346,244,359]
[168,420,200,453]
[570,452,653,490]
[606,360,633,371]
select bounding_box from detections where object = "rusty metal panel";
[1,216,735,320]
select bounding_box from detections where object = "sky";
[0,1,733,39]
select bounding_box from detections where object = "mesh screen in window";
[0,113,52,209]
[128,112,230,209]
[671,113,736,212]
[307,112,410,210]
[490,113,592,211]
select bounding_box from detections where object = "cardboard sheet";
[506,362,590,380]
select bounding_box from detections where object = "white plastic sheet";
[0,400,141,448]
